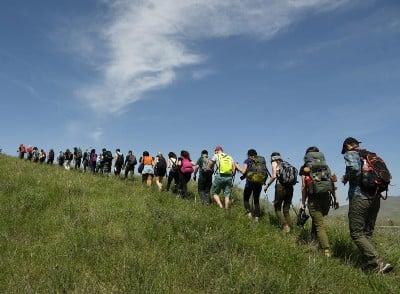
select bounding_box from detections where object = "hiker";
[18,144,26,159]
[166,152,179,193]
[209,146,235,209]
[32,147,39,163]
[102,148,113,174]
[300,146,339,257]
[176,150,195,199]
[57,151,65,167]
[140,151,154,186]
[38,149,46,163]
[124,150,137,179]
[90,149,97,173]
[235,149,267,221]
[26,145,33,161]
[264,152,294,233]
[74,147,82,170]
[341,137,393,273]
[193,150,213,205]
[154,152,167,191]
[82,149,89,171]
[114,149,124,176]
[47,149,55,164]
[64,149,73,170]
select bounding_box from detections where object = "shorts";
[212,174,233,198]
[142,164,154,175]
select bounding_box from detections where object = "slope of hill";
[0,155,399,293]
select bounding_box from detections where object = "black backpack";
[358,149,391,199]
[156,157,167,170]
[105,150,113,162]
[116,153,124,165]
[278,160,298,186]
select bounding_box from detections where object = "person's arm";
[264,161,277,191]
[235,162,248,175]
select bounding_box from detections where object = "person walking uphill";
[341,137,393,274]
[140,151,155,187]
[264,152,295,233]
[300,146,339,257]
[209,146,235,209]
[176,150,195,199]
[236,149,268,222]
[193,150,214,205]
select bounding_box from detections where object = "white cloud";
[76,0,351,114]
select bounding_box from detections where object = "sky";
[1,0,399,204]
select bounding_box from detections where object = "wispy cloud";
[74,0,351,114]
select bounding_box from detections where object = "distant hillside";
[331,196,400,225]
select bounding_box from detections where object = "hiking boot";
[374,258,393,274]
[254,217,259,222]
[247,212,252,219]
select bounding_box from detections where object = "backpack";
[218,154,233,175]
[304,151,333,195]
[278,160,298,186]
[180,158,194,174]
[246,156,268,184]
[105,150,113,162]
[116,153,124,165]
[156,157,167,171]
[170,158,178,172]
[127,154,137,166]
[358,149,391,199]
[76,148,82,158]
[200,156,214,175]
[48,150,54,160]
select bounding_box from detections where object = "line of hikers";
[16,138,393,274]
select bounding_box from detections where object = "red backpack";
[358,149,391,199]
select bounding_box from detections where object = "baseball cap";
[341,137,361,154]
[214,145,223,152]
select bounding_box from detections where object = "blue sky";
[1,0,399,203]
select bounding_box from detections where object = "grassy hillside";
[0,154,399,293]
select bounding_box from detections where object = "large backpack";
[218,154,233,175]
[246,156,268,184]
[105,150,113,163]
[304,151,333,195]
[358,149,391,199]
[76,148,82,159]
[180,158,194,174]
[278,160,298,186]
[200,156,214,175]
[127,154,137,166]
[116,153,124,165]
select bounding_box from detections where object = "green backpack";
[304,151,334,195]
[218,154,233,175]
[246,156,268,184]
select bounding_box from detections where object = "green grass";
[0,154,399,293]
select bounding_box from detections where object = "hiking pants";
[243,181,262,217]
[198,173,213,204]
[167,171,179,192]
[348,195,380,266]
[178,172,192,198]
[274,184,293,227]
[124,164,135,178]
[308,193,331,250]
